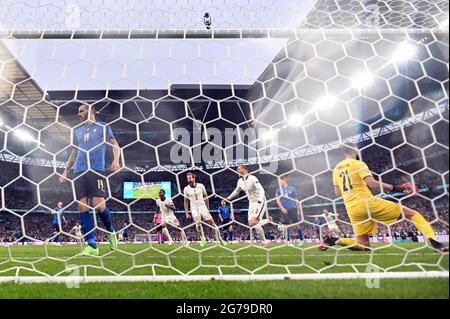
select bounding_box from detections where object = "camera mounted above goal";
[203,12,212,29]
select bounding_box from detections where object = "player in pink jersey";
[153,210,165,243]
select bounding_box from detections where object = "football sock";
[410,213,437,240]
[196,223,206,240]
[79,211,97,249]
[99,207,114,233]
[254,223,266,242]
[181,230,188,244]
[298,228,304,241]
[162,227,172,241]
[214,226,221,242]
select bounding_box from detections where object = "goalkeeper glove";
[392,182,418,194]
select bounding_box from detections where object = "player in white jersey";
[222,165,268,246]
[156,189,188,245]
[70,222,84,244]
[117,222,130,242]
[183,172,226,247]
[309,209,342,236]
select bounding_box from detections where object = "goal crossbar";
[1,28,447,40]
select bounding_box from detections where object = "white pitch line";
[0,272,448,284]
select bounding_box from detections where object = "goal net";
[0,0,448,283]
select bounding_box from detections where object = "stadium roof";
[0,0,447,31]
[0,41,58,130]
[0,0,318,30]
[2,38,289,91]
[0,1,448,169]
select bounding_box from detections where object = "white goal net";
[0,0,448,283]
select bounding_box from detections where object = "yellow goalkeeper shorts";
[347,197,403,236]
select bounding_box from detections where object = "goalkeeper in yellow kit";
[320,143,448,253]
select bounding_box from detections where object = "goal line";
[1,272,448,284]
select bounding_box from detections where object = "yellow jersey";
[332,158,374,208]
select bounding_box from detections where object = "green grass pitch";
[132,184,160,199]
[0,242,448,298]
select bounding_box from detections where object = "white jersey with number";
[184,183,208,210]
[184,183,212,221]
[228,175,265,203]
[156,197,178,224]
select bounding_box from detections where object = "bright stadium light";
[0,118,4,127]
[352,72,373,89]
[14,129,36,142]
[315,95,336,110]
[392,43,416,62]
[288,113,304,127]
[262,128,276,141]
[439,18,449,29]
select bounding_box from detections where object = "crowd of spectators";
[1,119,448,244]
[1,197,447,243]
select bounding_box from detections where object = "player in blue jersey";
[59,104,121,256]
[218,201,234,242]
[122,222,129,242]
[275,176,304,246]
[51,201,68,245]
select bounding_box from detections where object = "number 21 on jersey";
[339,170,353,192]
